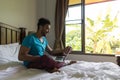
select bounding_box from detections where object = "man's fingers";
[63,46,72,54]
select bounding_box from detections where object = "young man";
[18,18,76,73]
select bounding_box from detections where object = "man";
[18,18,76,73]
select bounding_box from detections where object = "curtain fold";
[54,0,69,51]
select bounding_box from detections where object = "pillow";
[0,43,21,64]
[7,43,19,46]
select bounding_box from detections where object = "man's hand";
[51,46,72,56]
[62,46,72,56]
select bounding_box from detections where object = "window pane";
[65,5,82,51]
[85,0,120,55]
[66,5,81,22]
[66,24,81,51]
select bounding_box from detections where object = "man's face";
[41,24,51,36]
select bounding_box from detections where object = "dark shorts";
[27,55,66,70]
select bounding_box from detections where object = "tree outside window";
[66,0,120,55]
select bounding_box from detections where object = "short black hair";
[37,18,50,30]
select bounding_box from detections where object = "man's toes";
[67,61,77,65]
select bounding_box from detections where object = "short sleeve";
[43,36,48,46]
[22,35,33,48]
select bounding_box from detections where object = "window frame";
[64,0,85,53]
[64,0,116,56]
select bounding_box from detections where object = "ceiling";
[69,0,115,5]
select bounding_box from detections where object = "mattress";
[0,61,120,80]
[0,43,120,80]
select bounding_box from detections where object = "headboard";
[0,22,26,44]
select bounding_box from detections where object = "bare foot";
[47,68,60,73]
[67,61,77,65]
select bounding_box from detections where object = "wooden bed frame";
[0,22,26,44]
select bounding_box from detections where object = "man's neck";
[35,32,42,38]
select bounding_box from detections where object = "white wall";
[37,0,56,48]
[0,0,56,47]
[0,0,37,31]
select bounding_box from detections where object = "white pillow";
[0,43,21,64]
[8,43,19,46]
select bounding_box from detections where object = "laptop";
[55,53,68,62]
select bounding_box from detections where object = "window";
[65,0,84,52]
[85,0,120,55]
[65,0,120,55]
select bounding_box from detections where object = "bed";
[0,22,120,80]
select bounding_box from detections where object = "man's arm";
[18,46,41,62]
[46,45,72,56]
[46,45,63,56]
[46,44,53,53]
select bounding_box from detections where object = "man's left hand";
[62,46,72,56]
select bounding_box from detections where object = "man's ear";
[38,26,43,30]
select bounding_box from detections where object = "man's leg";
[27,55,65,72]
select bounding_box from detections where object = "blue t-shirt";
[21,33,48,66]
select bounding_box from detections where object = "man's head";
[37,18,51,36]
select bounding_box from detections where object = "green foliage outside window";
[66,12,120,54]
[66,24,81,50]
[86,12,119,54]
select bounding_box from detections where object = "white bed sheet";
[0,61,120,80]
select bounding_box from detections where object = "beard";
[41,32,46,37]
[41,33,46,36]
